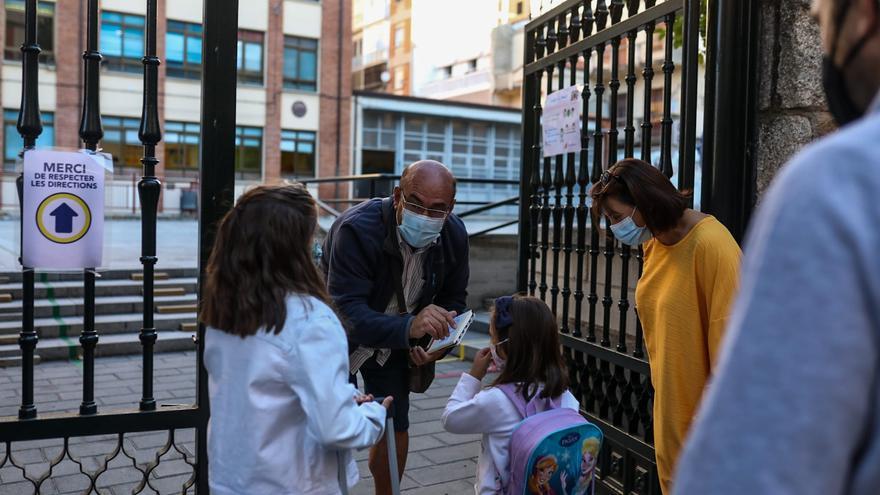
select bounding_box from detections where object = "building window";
[101,12,145,73]
[394,25,405,50]
[517,1,524,14]
[4,0,54,65]
[165,121,200,172]
[167,20,202,79]
[235,126,262,174]
[467,58,478,73]
[283,36,318,91]
[442,65,452,78]
[281,130,316,178]
[237,30,264,85]
[3,110,54,171]
[394,66,405,91]
[102,116,142,170]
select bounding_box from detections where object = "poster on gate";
[21,149,111,269]
[542,85,583,157]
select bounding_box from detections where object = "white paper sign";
[542,85,583,157]
[22,149,107,269]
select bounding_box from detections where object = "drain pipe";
[333,0,344,198]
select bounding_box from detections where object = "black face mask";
[821,0,877,126]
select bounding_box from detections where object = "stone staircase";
[0,268,198,366]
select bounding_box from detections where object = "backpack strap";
[498,383,528,418]
[498,383,565,419]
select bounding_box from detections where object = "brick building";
[1,0,350,214]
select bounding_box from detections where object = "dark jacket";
[322,197,469,350]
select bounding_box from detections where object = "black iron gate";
[0,0,240,492]
[516,1,758,494]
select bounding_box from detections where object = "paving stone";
[406,460,479,486]
[432,431,482,446]
[0,352,483,492]
[408,407,448,424]
[407,434,446,453]
[419,441,482,465]
[408,419,446,437]
[402,479,475,494]
[0,480,39,495]
[412,396,453,410]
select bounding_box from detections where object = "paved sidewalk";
[0,352,482,494]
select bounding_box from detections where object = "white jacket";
[205,295,386,495]
[442,373,579,494]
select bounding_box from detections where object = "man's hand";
[468,347,493,381]
[410,346,446,366]
[409,305,456,340]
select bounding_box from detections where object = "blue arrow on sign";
[49,202,78,234]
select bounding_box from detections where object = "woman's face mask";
[609,207,653,246]
[490,338,509,369]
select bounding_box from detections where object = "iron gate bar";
[15,0,42,422]
[678,0,700,198]
[138,0,162,413]
[78,0,103,418]
[640,20,655,161]
[523,0,683,77]
[198,0,241,489]
[0,407,203,442]
[660,14,676,179]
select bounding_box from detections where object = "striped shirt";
[349,230,430,374]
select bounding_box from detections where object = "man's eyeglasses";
[402,194,450,219]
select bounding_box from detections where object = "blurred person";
[674,0,880,493]
[322,160,469,493]
[201,183,390,494]
[590,158,741,492]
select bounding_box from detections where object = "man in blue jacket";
[322,160,469,492]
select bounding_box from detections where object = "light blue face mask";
[609,207,653,246]
[398,208,445,248]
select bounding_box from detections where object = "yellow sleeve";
[699,229,742,370]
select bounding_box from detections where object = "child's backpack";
[499,384,603,495]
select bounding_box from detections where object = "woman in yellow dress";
[590,158,741,493]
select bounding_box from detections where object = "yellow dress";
[635,216,741,493]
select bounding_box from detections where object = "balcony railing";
[299,173,519,239]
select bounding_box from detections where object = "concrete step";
[0,294,197,319]
[156,303,197,314]
[131,272,170,281]
[470,311,490,335]
[0,294,11,303]
[0,312,21,323]
[0,277,197,300]
[0,330,196,363]
[0,312,196,339]
[179,322,198,332]
[0,267,198,284]
[0,355,41,368]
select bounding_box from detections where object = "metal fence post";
[138,0,163,413]
[16,0,44,421]
[198,0,240,489]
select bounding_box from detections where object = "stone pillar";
[54,0,84,149]
[755,0,834,198]
[318,0,352,200]
[263,0,284,182]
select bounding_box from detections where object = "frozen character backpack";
[499,384,603,495]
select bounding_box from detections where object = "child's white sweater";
[442,373,579,494]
